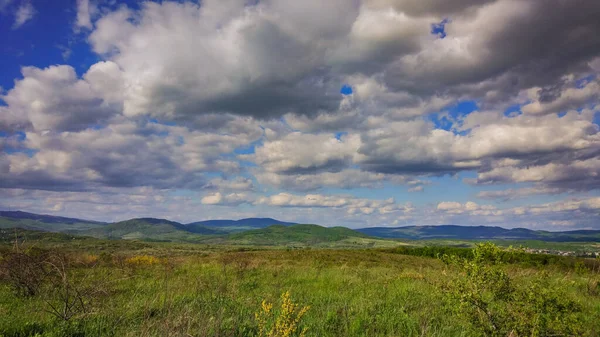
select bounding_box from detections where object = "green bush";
[440,242,583,336]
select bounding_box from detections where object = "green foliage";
[441,242,583,336]
[388,244,595,273]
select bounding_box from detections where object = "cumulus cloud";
[355,108,600,187]
[384,0,600,100]
[477,187,566,201]
[0,64,122,132]
[470,157,600,192]
[0,118,262,191]
[244,132,360,175]
[88,1,344,120]
[2,0,600,229]
[521,78,600,116]
[436,201,498,215]
[254,169,409,191]
[256,192,411,215]
[201,192,254,206]
[80,0,600,123]
[428,196,600,230]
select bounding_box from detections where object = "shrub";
[441,242,583,337]
[0,249,50,297]
[42,254,110,321]
[255,291,310,337]
[125,255,161,267]
[574,261,587,275]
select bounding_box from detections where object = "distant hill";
[0,211,105,224]
[81,218,205,242]
[187,218,297,233]
[0,227,93,244]
[0,211,298,243]
[357,225,600,242]
[4,210,600,244]
[202,224,400,248]
[0,210,105,232]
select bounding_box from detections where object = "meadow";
[1,232,599,337]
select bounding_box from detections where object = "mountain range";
[2,210,600,244]
[356,225,600,242]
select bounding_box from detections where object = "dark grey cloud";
[372,0,498,17]
[385,0,600,102]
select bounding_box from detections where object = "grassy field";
[1,232,599,337]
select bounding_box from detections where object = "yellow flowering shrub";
[125,255,161,266]
[256,291,310,337]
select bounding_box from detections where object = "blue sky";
[1,0,600,229]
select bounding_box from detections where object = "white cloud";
[256,192,411,215]
[75,0,95,30]
[88,1,343,120]
[355,109,600,182]
[0,117,262,191]
[12,1,34,29]
[254,169,409,191]
[0,64,122,132]
[201,192,254,206]
[477,187,566,201]
[436,201,497,215]
[245,132,360,175]
[408,185,424,192]
[203,177,254,192]
[521,79,600,116]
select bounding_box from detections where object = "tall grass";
[0,244,598,336]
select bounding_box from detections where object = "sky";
[1,0,600,230]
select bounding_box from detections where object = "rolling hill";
[202,224,402,248]
[81,218,205,242]
[186,218,297,233]
[357,225,600,242]
[0,227,92,244]
[3,210,600,244]
[0,211,105,232]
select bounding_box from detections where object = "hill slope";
[357,225,600,242]
[81,218,206,242]
[203,224,401,248]
[187,218,297,233]
[0,211,105,232]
